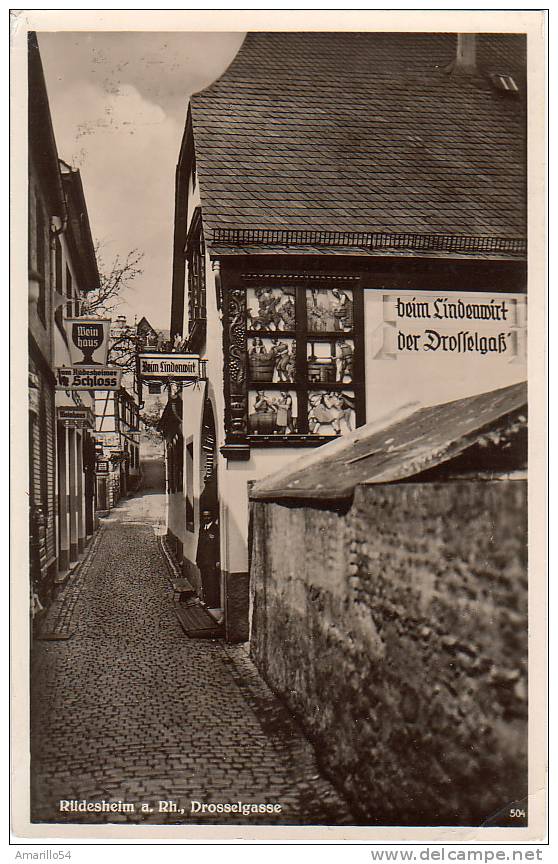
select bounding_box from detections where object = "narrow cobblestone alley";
[30,468,355,827]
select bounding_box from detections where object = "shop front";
[28,357,57,609]
[55,403,96,573]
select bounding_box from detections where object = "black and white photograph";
[11,9,547,844]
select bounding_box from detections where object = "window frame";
[185,207,206,331]
[54,234,65,336]
[35,197,47,326]
[223,272,366,449]
[65,263,73,319]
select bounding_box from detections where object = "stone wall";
[250,480,528,826]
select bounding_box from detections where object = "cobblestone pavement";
[31,484,355,826]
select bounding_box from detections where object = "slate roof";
[249,381,527,503]
[190,32,526,257]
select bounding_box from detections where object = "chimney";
[446,33,478,76]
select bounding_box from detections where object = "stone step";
[170,577,196,601]
[174,600,224,639]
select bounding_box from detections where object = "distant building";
[94,388,141,510]
[28,33,100,609]
[165,32,527,641]
[136,315,171,398]
[94,316,141,511]
[137,316,165,350]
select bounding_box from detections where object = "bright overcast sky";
[37,31,245,329]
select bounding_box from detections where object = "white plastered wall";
[220,286,528,577]
[364,288,527,422]
[168,381,206,567]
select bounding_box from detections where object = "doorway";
[196,397,220,609]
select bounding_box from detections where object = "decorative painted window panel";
[224,276,364,447]
[308,390,356,436]
[248,390,298,435]
[248,337,296,384]
[307,287,353,332]
[247,286,296,331]
[307,339,354,384]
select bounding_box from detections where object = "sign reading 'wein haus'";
[57,317,122,391]
[65,317,111,366]
[138,353,202,381]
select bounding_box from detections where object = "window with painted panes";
[245,283,364,440]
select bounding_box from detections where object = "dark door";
[196,398,220,608]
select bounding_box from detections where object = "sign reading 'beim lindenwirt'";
[138,353,202,381]
[375,293,527,360]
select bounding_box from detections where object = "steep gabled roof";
[137,316,159,337]
[190,32,526,258]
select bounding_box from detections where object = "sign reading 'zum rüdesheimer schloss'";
[56,366,123,391]
[56,317,123,390]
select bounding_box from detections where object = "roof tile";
[190,33,526,251]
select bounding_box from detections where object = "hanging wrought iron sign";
[64,317,111,366]
[56,316,121,390]
[55,366,122,391]
[138,352,205,382]
[56,406,95,428]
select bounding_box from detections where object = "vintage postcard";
[10,9,547,843]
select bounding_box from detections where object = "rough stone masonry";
[250,480,528,827]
